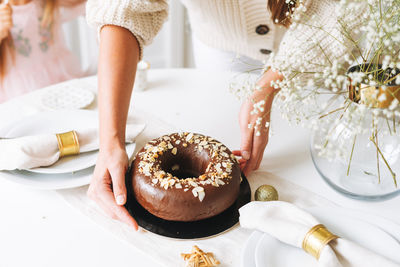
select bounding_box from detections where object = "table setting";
[0,109,141,189]
[1,69,400,267]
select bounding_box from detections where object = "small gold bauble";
[255,185,279,201]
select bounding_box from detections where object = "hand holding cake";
[88,145,139,229]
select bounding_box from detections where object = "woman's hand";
[88,25,140,228]
[234,69,282,176]
[234,91,271,176]
[0,3,12,42]
[88,145,138,229]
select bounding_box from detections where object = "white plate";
[29,151,100,174]
[240,231,264,267]
[256,235,315,267]
[0,144,136,190]
[341,208,400,242]
[41,82,95,110]
[30,142,135,174]
[241,206,400,267]
[1,167,94,190]
[3,110,99,174]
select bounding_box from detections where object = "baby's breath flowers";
[234,0,400,187]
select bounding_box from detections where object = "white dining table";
[0,68,399,267]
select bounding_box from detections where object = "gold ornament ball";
[255,185,279,201]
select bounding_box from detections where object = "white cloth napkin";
[239,201,399,267]
[0,124,145,170]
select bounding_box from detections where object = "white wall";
[64,0,194,72]
[63,17,98,75]
[142,0,194,68]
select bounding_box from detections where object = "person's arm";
[98,26,138,150]
[234,69,282,176]
[87,25,139,229]
[85,0,167,228]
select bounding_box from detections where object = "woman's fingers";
[240,125,253,161]
[238,159,247,171]
[255,129,269,170]
[243,136,260,175]
[0,10,11,16]
[0,4,12,18]
[255,143,266,170]
[88,173,138,230]
[243,154,257,176]
[0,12,11,18]
[232,150,247,169]
[0,3,10,10]
[87,179,116,220]
[254,146,264,171]
[0,4,12,39]
[109,164,128,206]
[243,129,269,175]
[99,188,138,230]
[238,158,246,164]
[239,101,254,161]
[0,16,12,26]
[96,195,119,220]
[88,149,138,230]
[232,150,242,156]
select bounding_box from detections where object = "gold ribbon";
[302,224,339,260]
[349,83,400,109]
[56,131,80,157]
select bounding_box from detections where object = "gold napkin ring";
[56,131,80,157]
[302,224,339,260]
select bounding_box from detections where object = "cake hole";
[169,169,199,180]
[169,164,198,179]
[159,147,210,180]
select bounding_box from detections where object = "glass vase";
[310,114,400,201]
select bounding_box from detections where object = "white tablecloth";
[0,69,399,267]
[56,109,340,267]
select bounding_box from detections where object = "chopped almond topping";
[137,133,238,198]
[181,246,220,267]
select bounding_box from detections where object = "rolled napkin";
[239,201,399,267]
[0,124,145,171]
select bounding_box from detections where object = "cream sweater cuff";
[86,0,168,60]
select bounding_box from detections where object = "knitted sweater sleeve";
[269,0,366,82]
[86,0,168,60]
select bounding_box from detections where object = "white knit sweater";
[270,0,367,81]
[86,0,286,61]
[86,0,365,67]
[180,0,287,61]
[86,0,168,59]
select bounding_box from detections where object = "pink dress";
[0,0,85,103]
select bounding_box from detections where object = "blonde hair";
[41,0,57,28]
[0,0,58,80]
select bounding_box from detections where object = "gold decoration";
[255,185,279,201]
[181,245,220,267]
[302,224,339,260]
[349,83,400,109]
[56,131,80,157]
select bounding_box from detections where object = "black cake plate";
[125,170,251,239]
